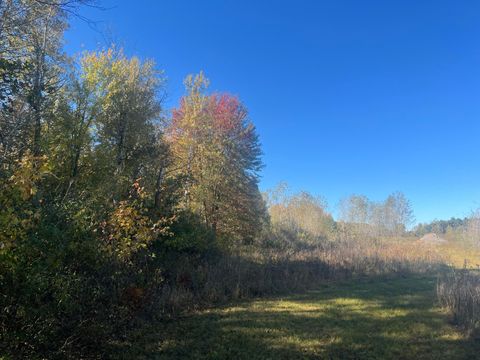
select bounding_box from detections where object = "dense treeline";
[414,218,469,236]
[0,1,267,356]
[0,1,447,358]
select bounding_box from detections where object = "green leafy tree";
[79,48,167,206]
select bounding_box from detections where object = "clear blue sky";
[65,0,480,224]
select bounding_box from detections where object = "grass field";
[438,243,480,269]
[114,275,479,359]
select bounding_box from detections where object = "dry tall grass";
[437,266,480,333]
[152,238,443,315]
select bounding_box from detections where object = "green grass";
[114,275,479,359]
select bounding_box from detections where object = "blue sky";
[65,0,480,224]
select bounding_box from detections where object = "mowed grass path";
[118,276,479,359]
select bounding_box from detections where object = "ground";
[115,275,479,359]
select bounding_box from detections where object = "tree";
[43,72,98,200]
[167,72,265,244]
[375,192,414,235]
[80,48,165,203]
[268,185,334,242]
[0,0,81,169]
[338,192,414,236]
[338,194,370,223]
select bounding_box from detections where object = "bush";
[437,266,480,333]
[0,204,160,359]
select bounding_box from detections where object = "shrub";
[437,266,480,333]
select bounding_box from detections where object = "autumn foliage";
[0,2,448,359]
[167,73,265,245]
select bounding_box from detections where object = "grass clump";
[437,266,480,333]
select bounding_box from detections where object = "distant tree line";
[337,192,415,237]
[414,214,480,246]
[414,218,469,236]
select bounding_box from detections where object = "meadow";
[2,1,480,359]
[113,274,479,359]
[103,239,480,359]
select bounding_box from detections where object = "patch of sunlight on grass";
[221,305,249,313]
[269,334,341,352]
[138,275,480,360]
[439,333,465,341]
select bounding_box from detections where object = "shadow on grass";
[112,275,480,360]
